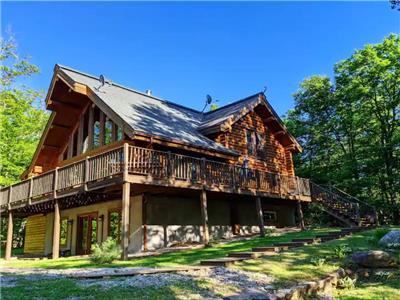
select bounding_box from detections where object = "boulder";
[351,250,397,268]
[379,230,400,247]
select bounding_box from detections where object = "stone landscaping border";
[274,268,347,300]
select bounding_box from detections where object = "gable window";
[246,130,256,156]
[246,130,266,158]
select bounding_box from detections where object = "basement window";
[263,211,277,223]
[108,209,122,242]
[60,218,68,247]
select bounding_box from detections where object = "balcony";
[0,144,311,213]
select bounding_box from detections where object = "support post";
[255,197,265,237]
[297,200,305,230]
[5,211,13,260]
[52,199,60,259]
[123,143,129,181]
[121,182,131,260]
[111,121,118,143]
[200,189,209,244]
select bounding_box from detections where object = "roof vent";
[146,89,152,96]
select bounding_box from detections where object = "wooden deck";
[0,144,311,213]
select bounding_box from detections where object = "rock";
[351,250,397,268]
[379,230,400,247]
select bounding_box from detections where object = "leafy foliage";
[90,237,122,264]
[338,276,356,289]
[333,244,352,259]
[0,34,48,186]
[0,33,48,243]
[285,35,400,223]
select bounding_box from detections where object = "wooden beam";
[48,99,82,111]
[52,199,60,259]
[255,197,265,237]
[99,111,105,146]
[200,189,209,244]
[274,130,285,137]
[67,134,74,159]
[5,211,13,260]
[263,116,275,122]
[77,114,84,155]
[121,182,131,260]
[42,144,60,150]
[51,123,71,130]
[297,200,305,230]
[88,105,94,150]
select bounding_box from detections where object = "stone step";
[252,246,284,252]
[320,236,337,242]
[200,257,245,267]
[292,238,321,244]
[228,251,277,259]
[273,241,308,248]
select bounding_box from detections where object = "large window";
[108,209,122,242]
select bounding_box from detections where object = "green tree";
[286,34,400,223]
[0,35,49,186]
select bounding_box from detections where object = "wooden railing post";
[278,174,282,197]
[167,151,172,179]
[53,167,59,199]
[123,143,129,182]
[84,156,90,191]
[8,186,12,210]
[296,176,301,197]
[28,177,33,205]
[201,158,206,185]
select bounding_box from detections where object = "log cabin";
[1,64,371,261]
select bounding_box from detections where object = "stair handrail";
[321,184,376,210]
[310,181,360,225]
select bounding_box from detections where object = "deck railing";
[0,144,311,210]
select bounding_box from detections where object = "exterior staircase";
[310,182,378,227]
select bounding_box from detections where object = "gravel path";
[1,266,279,298]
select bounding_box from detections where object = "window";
[108,209,122,242]
[60,218,68,247]
[105,119,113,144]
[246,130,266,158]
[263,211,277,223]
[93,121,100,148]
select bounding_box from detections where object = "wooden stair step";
[228,251,277,259]
[292,238,321,244]
[252,246,283,252]
[273,241,308,248]
[200,257,245,267]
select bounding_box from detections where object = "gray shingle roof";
[57,64,300,155]
[59,65,240,155]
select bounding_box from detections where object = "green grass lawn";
[335,275,400,300]
[233,227,400,290]
[0,227,336,269]
[1,227,399,300]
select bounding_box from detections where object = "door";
[76,212,98,255]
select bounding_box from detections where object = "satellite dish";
[99,75,105,86]
[206,94,212,105]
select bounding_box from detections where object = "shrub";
[90,237,122,264]
[337,276,356,289]
[310,257,326,267]
[334,245,352,259]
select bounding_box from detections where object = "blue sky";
[2,1,399,116]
